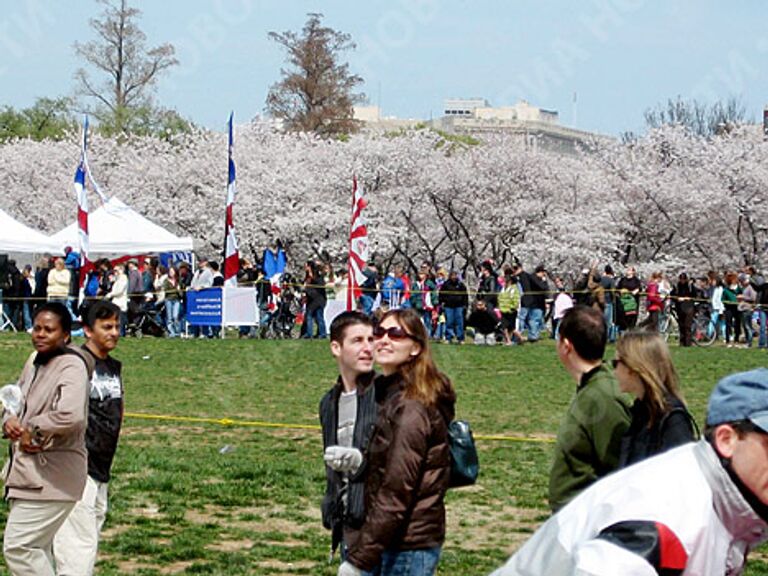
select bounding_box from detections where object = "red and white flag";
[346,176,369,311]
[223,113,239,287]
[75,117,91,289]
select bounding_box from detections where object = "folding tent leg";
[0,310,17,333]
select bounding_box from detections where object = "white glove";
[338,560,363,576]
[324,446,363,474]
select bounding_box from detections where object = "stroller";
[259,275,298,339]
[127,300,167,338]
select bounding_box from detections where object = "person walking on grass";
[3,302,90,576]
[53,301,124,576]
[549,305,632,512]
[320,312,378,561]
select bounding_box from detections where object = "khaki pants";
[3,499,75,576]
[53,476,109,576]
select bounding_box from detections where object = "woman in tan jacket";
[2,302,89,576]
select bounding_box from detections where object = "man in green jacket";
[549,305,632,512]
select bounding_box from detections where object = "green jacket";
[548,364,632,512]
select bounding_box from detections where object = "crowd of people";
[2,250,768,350]
[302,258,768,350]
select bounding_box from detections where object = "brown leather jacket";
[348,373,455,571]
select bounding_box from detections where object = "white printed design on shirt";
[90,373,122,401]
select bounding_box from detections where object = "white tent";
[50,197,194,256]
[0,208,63,253]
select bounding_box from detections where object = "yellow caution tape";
[123,412,555,443]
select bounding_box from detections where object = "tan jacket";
[46,267,71,299]
[3,348,89,501]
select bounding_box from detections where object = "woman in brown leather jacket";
[339,308,456,576]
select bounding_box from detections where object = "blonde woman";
[340,308,456,576]
[612,330,697,467]
[46,258,71,303]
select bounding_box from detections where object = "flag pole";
[75,116,92,301]
[223,112,239,288]
[346,176,357,312]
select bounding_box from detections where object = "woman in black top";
[612,330,697,468]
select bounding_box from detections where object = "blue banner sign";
[186,288,222,326]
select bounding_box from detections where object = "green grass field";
[0,333,765,575]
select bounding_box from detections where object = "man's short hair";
[559,305,607,362]
[83,300,121,328]
[330,311,373,343]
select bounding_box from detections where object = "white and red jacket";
[492,441,768,576]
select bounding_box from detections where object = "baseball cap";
[706,368,768,431]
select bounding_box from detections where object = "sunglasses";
[373,325,414,341]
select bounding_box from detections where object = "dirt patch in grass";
[159,560,197,573]
[186,503,318,533]
[208,538,254,552]
[445,504,543,553]
[256,559,316,573]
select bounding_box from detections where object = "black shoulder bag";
[448,420,479,488]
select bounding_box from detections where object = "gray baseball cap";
[706,368,768,431]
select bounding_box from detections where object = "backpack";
[84,273,100,298]
[620,291,638,314]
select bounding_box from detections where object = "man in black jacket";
[319,312,378,560]
[439,270,469,344]
[53,300,123,575]
[671,272,699,347]
[515,264,549,342]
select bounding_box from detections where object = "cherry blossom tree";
[0,121,766,282]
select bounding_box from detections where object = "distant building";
[353,99,611,154]
[353,106,421,131]
[434,99,610,155]
[443,98,489,117]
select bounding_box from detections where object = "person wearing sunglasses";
[339,309,456,576]
[612,331,697,469]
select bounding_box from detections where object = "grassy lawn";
[0,333,766,575]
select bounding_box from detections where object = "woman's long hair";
[379,308,455,408]
[616,330,682,427]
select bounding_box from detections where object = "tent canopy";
[0,208,63,254]
[50,197,194,256]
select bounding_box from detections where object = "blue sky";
[2,0,767,136]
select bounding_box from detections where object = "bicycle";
[690,304,718,347]
[658,301,679,343]
[659,300,718,347]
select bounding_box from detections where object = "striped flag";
[346,176,369,311]
[75,117,91,289]
[223,112,239,287]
